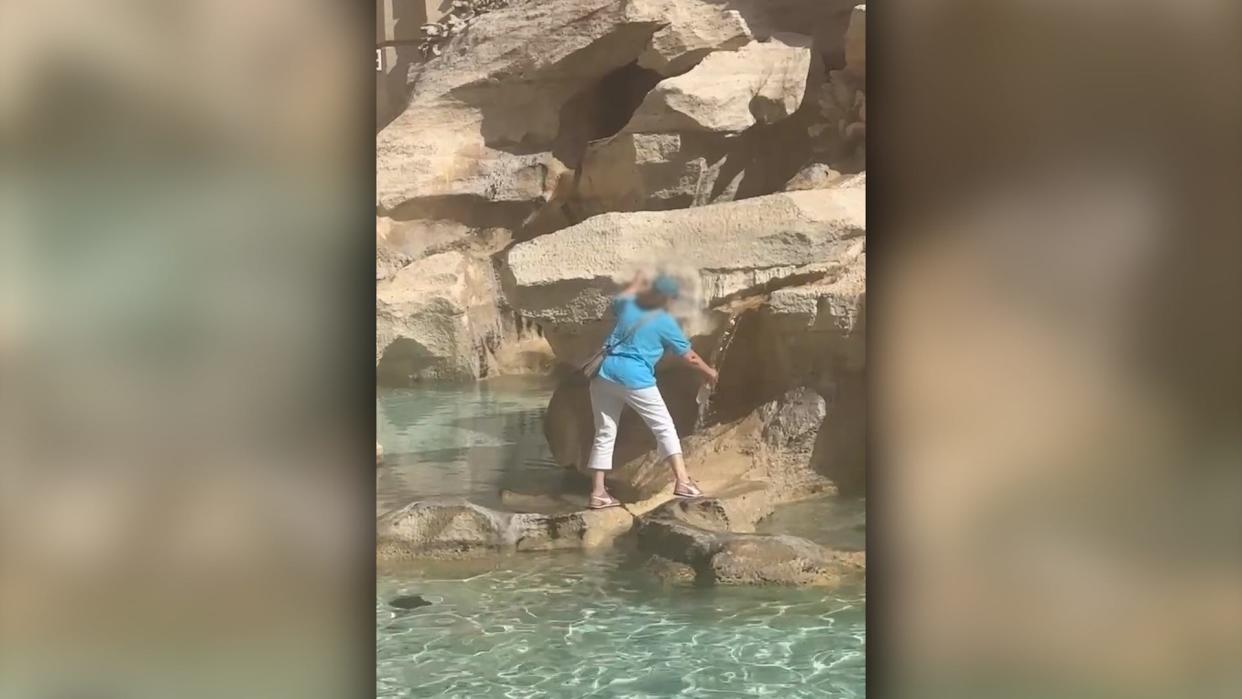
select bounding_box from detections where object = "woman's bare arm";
[620,271,649,296]
[679,349,719,385]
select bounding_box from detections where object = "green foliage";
[419,0,513,58]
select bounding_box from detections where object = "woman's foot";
[588,492,622,509]
[673,480,703,498]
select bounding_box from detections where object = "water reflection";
[377,376,569,511]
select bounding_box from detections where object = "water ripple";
[379,550,864,698]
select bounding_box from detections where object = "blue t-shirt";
[597,295,692,389]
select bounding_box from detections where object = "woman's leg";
[623,385,694,489]
[586,379,626,497]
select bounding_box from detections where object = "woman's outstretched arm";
[679,349,719,385]
[620,271,649,297]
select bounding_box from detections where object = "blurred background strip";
[0,1,376,697]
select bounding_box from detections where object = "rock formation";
[636,497,864,587]
[377,499,635,560]
[376,0,867,582]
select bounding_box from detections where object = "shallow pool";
[377,378,865,698]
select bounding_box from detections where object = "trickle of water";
[696,310,743,429]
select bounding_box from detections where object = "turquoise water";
[377,378,866,698]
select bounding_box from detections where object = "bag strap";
[605,311,658,353]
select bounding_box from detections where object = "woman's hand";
[681,350,719,385]
[622,270,650,295]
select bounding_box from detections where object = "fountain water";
[695,307,745,430]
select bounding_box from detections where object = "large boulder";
[765,244,865,372]
[504,189,865,362]
[377,0,777,218]
[574,34,823,218]
[626,36,813,134]
[635,497,861,586]
[811,365,866,494]
[638,7,752,76]
[377,499,635,561]
[378,501,512,559]
[377,1,652,210]
[727,0,859,63]
[377,251,551,382]
[709,535,863,586]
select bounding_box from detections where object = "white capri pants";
[587,378,682,471]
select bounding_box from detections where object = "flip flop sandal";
[588,494,623,510]
[673,481,704,498]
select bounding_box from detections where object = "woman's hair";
[635,289,669,310]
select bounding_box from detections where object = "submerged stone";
[389,595,432,611]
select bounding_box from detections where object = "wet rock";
[754,388,838,501]
[649,486,774,532]
[514,506,635,552]
[635,506,724,565]
[762,246,866,383]
[498,489,582,515]
[377,499,635,560]
[709,535,861,586]
[635,497,860,587]
[388,595,432,611]
[757,387,825,453]
[811,367,866,495]
[642,555,697,586]
[378,501,512,559]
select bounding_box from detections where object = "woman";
[587,272,719,509]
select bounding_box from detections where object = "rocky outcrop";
[377,499,635,561]
[765,244,865,372]
[504,188,864,361]
[626,36,812,134]
[812,5,865,171]
[636,497,862,586]
[378,0,799,217]
[376,251,552,382]
[605,388,836,506]
[709,535,864,586]
[783,162,842,191]
[638,7,752,76]
[575,32,823,217]
[375,1,868,543]
[376,251,497,381]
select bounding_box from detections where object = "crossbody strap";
[605,311,658,354]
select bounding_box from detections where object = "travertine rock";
[377,499,635,560]
[626,36,813,134]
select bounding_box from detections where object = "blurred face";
[637,290,670,309]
